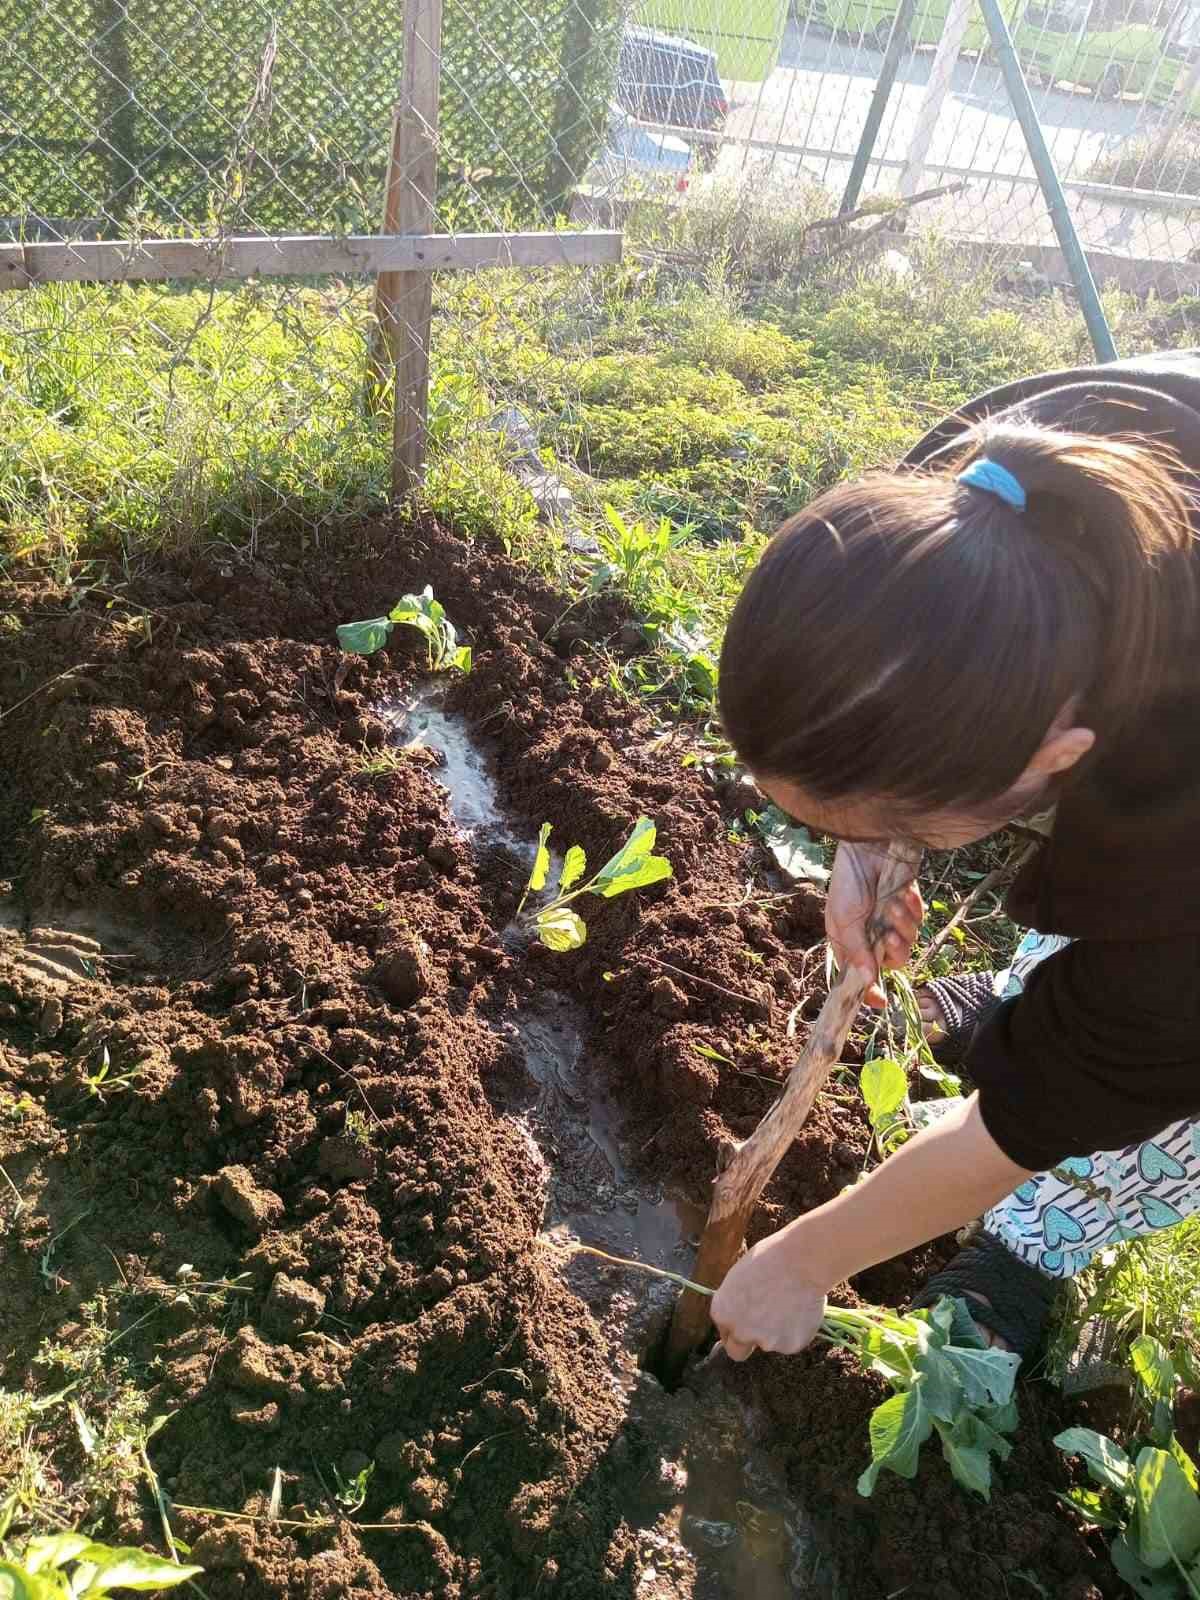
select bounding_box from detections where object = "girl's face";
[754,705,1096,852]
[756,767,1057,852]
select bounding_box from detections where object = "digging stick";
[663,846,920,1376]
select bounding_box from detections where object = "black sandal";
[921,971,1003,1066]
[910,1228,1060,1359]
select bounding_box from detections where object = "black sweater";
[904,352,1200,1171]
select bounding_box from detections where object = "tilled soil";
[0,518,1116,1598]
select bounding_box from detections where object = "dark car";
[615,25,730,132]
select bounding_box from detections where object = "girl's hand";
[711,1226,829,1361]
[826,841,923,1008]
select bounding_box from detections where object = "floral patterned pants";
[981,930,1200,1279]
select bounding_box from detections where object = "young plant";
[336,587,472,673]
[819,1296,1020,1500]
[858,1055,911,1158]
[0,1533,200,1598]
[1056,1337,1200,1598]
[516,816,672,951]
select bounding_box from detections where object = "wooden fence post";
[370,0,443,500]
[898,0,974,197]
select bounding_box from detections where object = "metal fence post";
[976,0,1117,363]
[840,0,917,214]
[898,0,973,197]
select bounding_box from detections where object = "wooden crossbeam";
[0,229,622,292]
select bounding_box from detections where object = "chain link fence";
[2,0,1199,555]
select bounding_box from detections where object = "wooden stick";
[390,0,442,500]
[662,847,919,1376]
[0,230,621,292]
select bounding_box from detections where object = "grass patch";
[1087,128,1200,195]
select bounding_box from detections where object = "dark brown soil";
[0,517,1117,1598]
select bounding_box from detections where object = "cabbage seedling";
[337,587,472,673]
[517,816,672,950]
[818,1296,1020,1500]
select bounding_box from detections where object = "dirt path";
[0,519,1114,1598]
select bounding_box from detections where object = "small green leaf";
[594,854,672,898]
[336,617,392,655]
[1132,1446,1200,1568]
[593,817,657,887]
[941,1343,1020,1410]
[692,1043,734,1065]
[1111,1532,1181,1597]
[1055,1428,1133,1494]
[981,1397,1019,1436]
[1053,1486,1123,1528]
[754,806,832,883]
[1132,1336,1178,1406]
[1172,1435,1200,1492]
[72,1545,203,1592]
[0,1564,40,1600]
[558,845,586,892]
[451,645,473,674]
[536,906,587,952]
[856,1388,933,1496]
[529,824,552,893]
[860,1058,908,1125]
[934,1417,995,1499]
[913,1347,964,1424]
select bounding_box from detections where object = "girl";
[710,351,1200,1362]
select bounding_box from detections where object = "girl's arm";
[712,1093,1033,1360]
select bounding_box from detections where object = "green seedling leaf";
[72,1545,202,1592]
[913,1347,964,1423]
[23,1536,92,1574]
[1053,1486,1123,1528]
[536,906,586,952]
[1111,1533,1181,1599]
[0,1565,42,1600]
[593,817,657,887]
[946,1296,991,1350]
[1132,1335,1178,1405]
[692,1043,734,1065]
[860,1058,908,1124]
[594,854,673,898]
[981,1397,1019,1436]
[940,1343,1020,1410]
[1132,1446,1200,1569]
[336,617,392,655]
[558,845,586,892]
[452,645,473,674]
[1172,1436,1200,1492]
[754,806,831,883]
[529,824,552,893]
[856,1388,933,1496]
[1055,1428,1133,1493]
[934,1417,996,1500]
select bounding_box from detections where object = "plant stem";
[551,1238,714,1296]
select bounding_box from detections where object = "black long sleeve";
[967,937,1200,1172]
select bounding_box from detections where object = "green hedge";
[0,0,621,235]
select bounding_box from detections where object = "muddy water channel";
[384,687,824,1600]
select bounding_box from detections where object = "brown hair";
[718,420,1196,821]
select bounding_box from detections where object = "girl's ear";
[1025,724,1095,779]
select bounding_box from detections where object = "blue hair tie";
[956,457,1026,512]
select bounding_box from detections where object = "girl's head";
[718,420,1195,849]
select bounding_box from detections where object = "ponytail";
[718,420,1196,817]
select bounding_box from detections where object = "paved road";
[717,18,1198,263]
